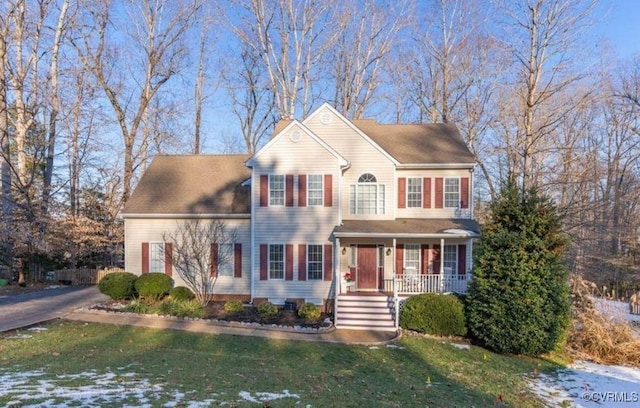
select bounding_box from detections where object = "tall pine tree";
[466,181,570,356]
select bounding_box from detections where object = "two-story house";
[122,103,479,331]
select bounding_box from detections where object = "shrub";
[170,286,195,301]
[134,273,173,300]
[400,293,467,336]
[466,181,571,356]
[298,303,321,320]
[124,299,150,314]
[224,299,244,314]
[98,272,138,300]
[256,301,279,318]
[158,299,205,318]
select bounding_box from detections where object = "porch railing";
[384,274,470,295]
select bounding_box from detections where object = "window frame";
[217,243,235,277]
[149,242,165,273]
[307,174,323,206]
[306,244,323,280]
[403,244,420,275]
[443,244,457,274]
[444,178,460,208]
[349,173,386,215]
[269,175,285,206]
[268,244,285,280]
[407,177,422,208]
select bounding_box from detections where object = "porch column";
[467,238,473,275]
[335,237,341,295]
[440,238,445,293]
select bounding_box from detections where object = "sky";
[593,0,640,58]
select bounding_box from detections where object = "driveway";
[0,286,108,333]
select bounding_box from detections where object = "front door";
[357,244,377,289]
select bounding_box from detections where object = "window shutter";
[298,244,307,281]
[433,244,441,274]
[458,244,467,275]
[421,244,430,274]
[141,242,149,274]
[324,174,332,207]
[298,175,307,207]
[435,178,444,208]
[286,175,294,207]
[398,178,406,208]
[423,178,431,208]
[323,244,332,281]
[260,175,268,207]
[260,244,268,280]
[285,244,294,280]
[460,177,469,209]
[164,243,173,276]
[210,243,219,277]
[234,243,242,278]
[395,244,404,275]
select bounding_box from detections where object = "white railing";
[394,273,470,294]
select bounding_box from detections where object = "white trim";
[335,232,479,239]
[302,103,399,165]
[268,243,286,281]
[246,120,349,168]
[123,213,250,219]
[397,163,476,169]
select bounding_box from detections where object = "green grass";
[0,321,559,407]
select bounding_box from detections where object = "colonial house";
[122,103,479,331]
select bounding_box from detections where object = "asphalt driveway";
[0,286,108,333]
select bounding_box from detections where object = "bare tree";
[163,220,237,306]
[0,11,13,274]
[71,0,200,203]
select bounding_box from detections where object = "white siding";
[305,107,396,221]
[252,123,340,300]
[124,218,251,295]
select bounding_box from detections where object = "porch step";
[335,295,397,332]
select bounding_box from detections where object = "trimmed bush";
[158,299,205,318]
[98,272,138,300]
[224,299,244,314]
[256,301,279,318]
[170,286,195,301]
[134,273,173,300]
[400,293,467,337]
[298,303,321,320]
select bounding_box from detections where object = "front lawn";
[0,321,558,407]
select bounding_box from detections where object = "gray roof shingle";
[334,218,480,237]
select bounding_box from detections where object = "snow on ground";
[530,298,640,407]
[0,367,303,407]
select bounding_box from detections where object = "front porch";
[341,273,471,295]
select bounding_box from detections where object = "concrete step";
[336,312,395,320]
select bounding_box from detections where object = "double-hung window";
[404,244,420,275]
[349,173,385,215]
[269,175,285,206]
[149,242,165,273]
[307,244,323,280]
[307,175,323,206]
[269,244,284,280]
[443,245,457,274]
[218,243,235,277]
[444,178,460,208]
[407,178,422,208]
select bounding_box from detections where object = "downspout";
[393,237,399,330]
[250,174,256,303]
[334,236,340,328]
[440,238,445,292]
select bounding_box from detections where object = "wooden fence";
[46,267,124,285]
[632,303,640,316]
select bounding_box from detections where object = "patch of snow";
[529,360,640,407]
[46,285,61,289]
[27,327,48,332]
[6,334,33,339]
[386,344,405,349]
[450,343,470,350]
[368,346,379,349]
[591,297,640,324]
[238,390,300,403]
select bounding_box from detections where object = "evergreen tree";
[466,181,571,356]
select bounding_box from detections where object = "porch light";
[342,247,347,255]
[386,248,392,256]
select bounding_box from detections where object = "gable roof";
[122,155,251,216]
[352,121,476,166]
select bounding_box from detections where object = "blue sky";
[593,0,640,58]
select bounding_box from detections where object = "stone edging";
[78,304,336,334]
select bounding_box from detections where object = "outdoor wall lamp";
[342,247,347,255]
[386,248,392,256]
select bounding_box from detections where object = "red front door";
[357,244,378,289]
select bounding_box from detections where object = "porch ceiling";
[334,218,480,238]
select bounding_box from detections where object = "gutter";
[333,232,479,239]
[122,213,251,219]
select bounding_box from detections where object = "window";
[443,245,457,274]
[404,244,420,275]
[407,178,422,208]
[349,245,356,267]
[218,243,234,277]
[269,244,284,279]
[444,178,460,208]
[349,173,386,215]
[307,244,323,280]
[269,175,285,206]
[150,242,164,272]
[307,174,323,206]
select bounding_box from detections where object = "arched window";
[350,173,385,215]
[358,173,377,183]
